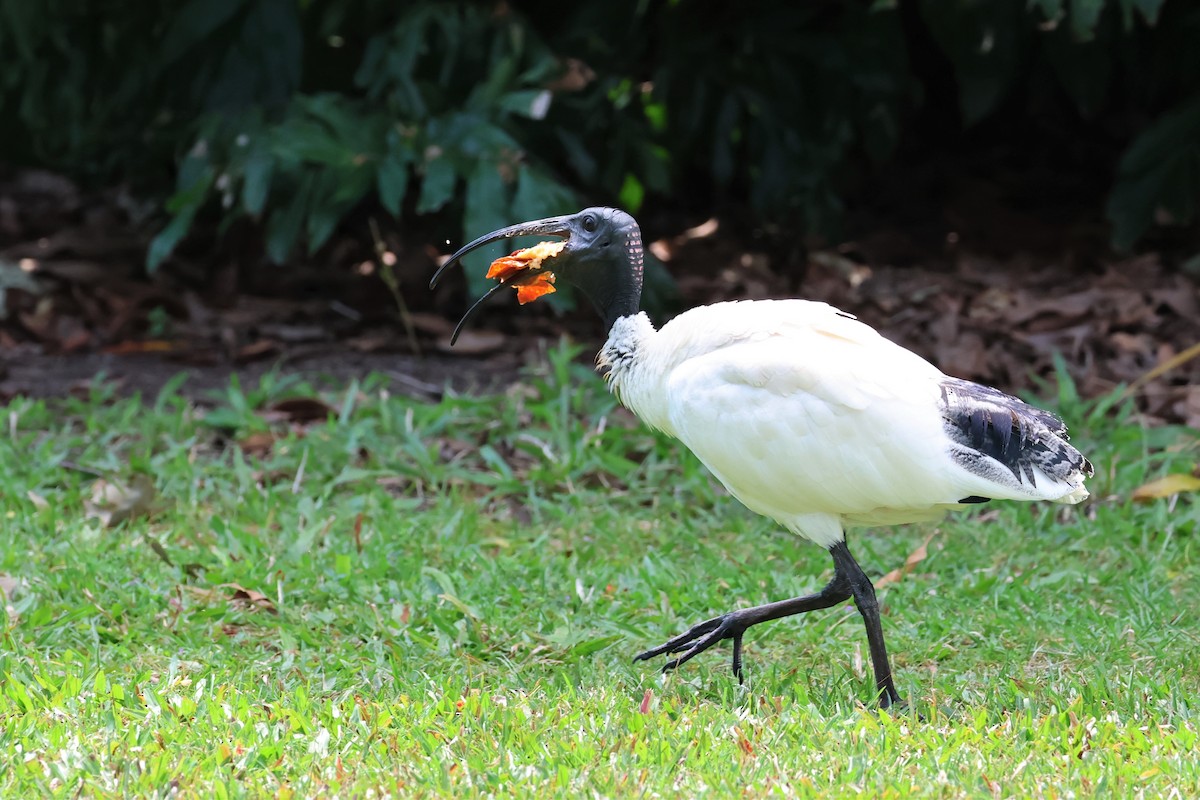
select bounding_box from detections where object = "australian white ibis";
[431,207,1093,708]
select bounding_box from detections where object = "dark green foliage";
[0,0,1195,269]
[929,0,1167,124]
[921,0,1198,245]
[543,2,913,232]
[148,3,579,282]
[0,1,172,180]
[1107,96,1200,249]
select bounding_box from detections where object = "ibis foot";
[634,569,855,684]
[635,540,907,711]
[877,689,906,711]
[633,611,755,681]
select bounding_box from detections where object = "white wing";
[652,300,1087,543]
[605,300,1089,545]
[664,330,956,520]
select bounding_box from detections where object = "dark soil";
[1,164,1197,425]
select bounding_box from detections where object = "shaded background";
[0,0,1197,422]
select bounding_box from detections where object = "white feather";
[600,299,1089,546]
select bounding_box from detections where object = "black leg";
[829,541,903,708]
[634,538,905,709]
[633,569,852,682]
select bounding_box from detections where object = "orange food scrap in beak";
[486,240,566,281]
[513,272,556,304]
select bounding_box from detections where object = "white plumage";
[434,206,1093,708]
[600,299,1089,547]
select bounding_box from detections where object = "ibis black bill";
[431,207,645,340]
[429,215,574,346]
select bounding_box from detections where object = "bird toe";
[636,612,748,674]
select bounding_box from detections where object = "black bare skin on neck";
[567,209,645,330]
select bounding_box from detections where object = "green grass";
[1,342,1197,798]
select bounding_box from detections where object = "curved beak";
[429,214,574,346]
[429,215,573,290]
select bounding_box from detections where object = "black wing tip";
[941,377,1067,434]
[941,377,1090,485]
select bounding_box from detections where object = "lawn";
[1,343,1197,798]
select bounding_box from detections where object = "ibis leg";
[634,540,904,708]
[829,541,903,708]
[633,569,852,682]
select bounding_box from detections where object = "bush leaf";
[377,153,411,216]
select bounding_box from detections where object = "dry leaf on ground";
[436,329,505,355]
[182,582,278,613]
[1131,473,1200,502]
[237,431,277,458]
[234,339,280,363]
[876,532,938,589]
[83,474,156,527]
[264,397,336,424]
[0,574,24,597]
[223,583,278,613]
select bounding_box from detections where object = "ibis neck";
[598,292,642,332]
[579,224,645,331]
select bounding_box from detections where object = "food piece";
[513,271,556,304]
[486,240,566,281]
[485,240,565,304]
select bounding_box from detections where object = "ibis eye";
[582,215,598,232]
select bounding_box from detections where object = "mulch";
[1,167,1197,427]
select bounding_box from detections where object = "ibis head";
[430,207,645,344]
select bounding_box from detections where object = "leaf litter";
[0,167,1197,428]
